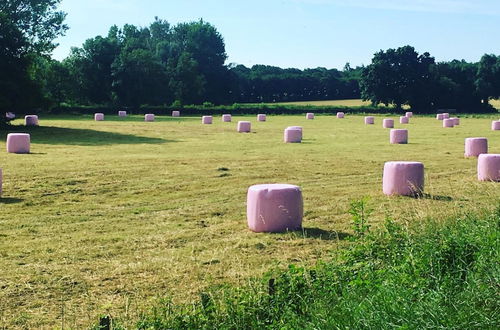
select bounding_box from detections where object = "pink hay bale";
[257,114,266,122]
[237,121,251,133]
[383,161,424,196]
[94,113,104,121]
[365,116,374,124]
[287,126,303,140]
[172,111,180,117]
[145,114,155,122]
[405,112,413,117]
[6,133,30,154]
[222,114,232,122]
[337,112,345,118]
[383,119,394,128]
[477,154,500,182]
[284,127,302,143]
[400,116,409,124]
[24,115,38,126]
[451,117,460,125]
[492,121,500,130]
[306,113,314,120]
[202,116,213,124]
[118,111,127,117]
[443,113,450,119]
[390,129,408,144]
[247,184,303,233]
[443,118,454,127]
[464,137,488,158]
[436,114,445,120]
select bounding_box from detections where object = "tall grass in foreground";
[117,205,500,329]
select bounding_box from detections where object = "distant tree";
[360,46,435,111]
[64,36,120,105]
[167,20,229,104]
[476,54,500,103]
[0,0,67,125]
[112,49,170,107]
[433,60,481,110]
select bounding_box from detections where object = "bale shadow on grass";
[301,227,351,240]
[273,227,350,240]
[2,126,171,146]
[0,197,23,204]
[418,193,454,201]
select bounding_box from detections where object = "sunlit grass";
[0,113,498,327]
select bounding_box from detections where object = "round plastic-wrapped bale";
[337,112,345,118]
[451,117,460,126]
[284,127,302,143]
[202,116,213,124]
[94,113,104,121]
[145,114,155,122]
[222,114,232,122]
[464,137,488,157]
[405,112,413,117]
[383,119,394,128]
[257,114,266,122]
[436,114,445,120]
[477,154,500,182]
[24,115,39,126]
[492,121,500,131]
[383,161,424,196]
[172,111,180,117]
[306,113,314,120]
[443,118,454,127]
[118,111,127,117]
[365,116,374,124]
[400,116,409,124]
[6,133,30,154]
[247,184,303,232]
[390,129,408,144]
[237,121,251,133]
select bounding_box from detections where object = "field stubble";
[0,114,499,328]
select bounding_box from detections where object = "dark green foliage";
[133,206,500,329]
[229,64,363,103]
[0,0,67,125]
[361,46,499,113]
[476,54,500,102]
[361,46,436,111]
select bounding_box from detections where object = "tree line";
[1,0,499,128]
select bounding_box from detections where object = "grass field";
[266,98,500,110]
[0,113,499,328]
[266,99,371,107]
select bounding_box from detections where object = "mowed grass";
[263,98,500,110]
[0,114,499,328]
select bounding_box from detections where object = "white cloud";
[292,0,500,16]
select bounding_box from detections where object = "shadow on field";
[0,197,23,204]
[419,193,453,201]
[3,126,171,146]
[301,227,351,240]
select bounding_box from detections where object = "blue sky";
[53,0,500,69]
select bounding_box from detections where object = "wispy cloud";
[292,0,500,16]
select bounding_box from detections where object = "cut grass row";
[0,114,498,328]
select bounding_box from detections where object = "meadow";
[0,113,499,328]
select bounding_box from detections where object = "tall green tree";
[0,0,67,126]
[476,54,500,103]
[360,46,435,111]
